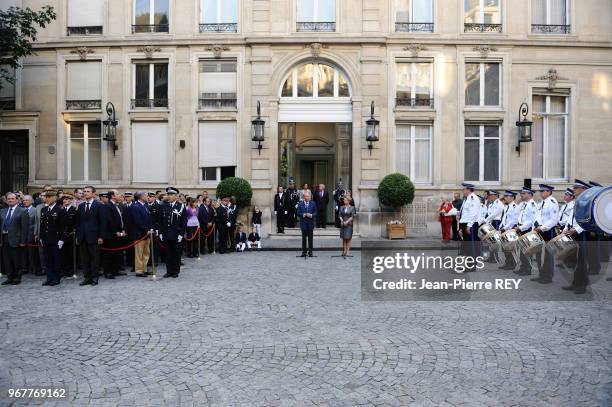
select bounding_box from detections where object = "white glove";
[58,240,64,249]
[177,235,182,243]
[226,222,231,227]
[159,234,163,241]
[284,211,287,214]
[274,211,277,215]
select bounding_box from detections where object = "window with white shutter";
[66,61,102,110]
[67,0,104,35]
[132,122,169,183]
[198,59,237,110]
[199,121,237,182]
[531,0,570,34]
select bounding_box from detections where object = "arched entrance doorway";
[277,61,353,224]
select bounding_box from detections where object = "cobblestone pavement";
[0,252,611,406]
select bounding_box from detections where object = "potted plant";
[216,177,253,208]
[377,173,415,239]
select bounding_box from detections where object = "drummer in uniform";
[561,179,592,294]
[514,187,538,276]
[458,183,482,266]
[499,190,520,270]
[557,188,575,230]
[531,184,559,284]
[484,190,504,230]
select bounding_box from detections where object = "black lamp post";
[251,101,265,155]
[515,102,533,156]
[365,101,380,155]
[102,102,118,155]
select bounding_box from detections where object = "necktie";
[3,208,13,232]
[86,202,91,212]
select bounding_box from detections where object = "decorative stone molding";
[305,43,328,59]
[403,44,428,58]
[205,44,230,58]
[137,46,162,59]
[536,68,568,90]
[473,45,498,59]
[70,47,94,61]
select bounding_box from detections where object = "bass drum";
[575,186,612,234]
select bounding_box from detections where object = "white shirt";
[459,193,480,227]
[518,198,538,232]
[558,200,574,227]
[563,206,584,234]
[500,202,520,230]
[484,198,504,223]
[478,203,487,225]
[535,196,559,232]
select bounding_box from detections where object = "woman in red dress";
[438,198,454,242]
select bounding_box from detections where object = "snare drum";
[478,223,497,241]
[518,231,544,256]
[500,229,519,251]
[546,233,578,261]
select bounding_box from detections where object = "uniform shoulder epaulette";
[531,202,536,206]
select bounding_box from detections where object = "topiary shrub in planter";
[377,173,415,238]
[216,177,253,208]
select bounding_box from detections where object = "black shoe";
[513,270,521,274]
[135,273,147,277]
[10,281,21,285]
[530,277,542,282]
[1,281,12,285]
[42,281,52,286]
[308,253,314,257]
[299,253,307,258]
[574,287,587,294]
[115,271,127,276]
[46,281,59,286]
[90,280,98,286]
[130,268,135,273]
[170,274,178,278]
[104,274,115,279]
[79,280,91,286]
[561,285,576,291]
[163,273,171,278]
[180,262,185,266]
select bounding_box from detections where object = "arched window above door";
[280,62,351,98]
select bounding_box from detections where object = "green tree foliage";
[377,173,415,209]
[216,177,253,208]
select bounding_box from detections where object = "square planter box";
[387,223,406,239]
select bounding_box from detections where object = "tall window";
[66,61,102,110]
[395,0,434,32]
[396,62,433,107]
[132,122,169,183]
[132,62,168,108]
[532,93,568,180]
[0,65,16,110]
[133,0,169,33]
[199,59,237,109]
[281,63,349,98]
[464,0,502,32]
[464,124,500,182]
[200,0,238,32]
[69,122,102,182]
[296,0,335,32]
[199,121,237,182]
[396,124,432,183]
[532,0,570,34]
[67,0,103,35]
[465,62,500,107]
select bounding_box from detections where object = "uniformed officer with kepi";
[159,187,186,278]
[531,184,559,284]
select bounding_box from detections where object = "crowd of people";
[0,185,262,287]
[437,179,611,294]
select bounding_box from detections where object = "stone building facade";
[0,0,611,236]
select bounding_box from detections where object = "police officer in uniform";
[59,193,77,277]
[40,190,63,286]
[216,195,231,254]
[484,190,504,230]
[499,190,520,270]
[562,180,592,294]
[333,179,346,228]
[514,187,538,276]
[531,184,559,284]
[285,178,299,228]
[147,192,162,266]
[159,187,186,278]
[458,183,481,268]
[557,188,575,230]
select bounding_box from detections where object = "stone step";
[269,227,361,239]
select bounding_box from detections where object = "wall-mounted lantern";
[251,101,265,155]
[365,101,380,155]
[515,102,533,156]
[102,102,118,155]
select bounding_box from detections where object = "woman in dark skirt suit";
[339,196,356,257]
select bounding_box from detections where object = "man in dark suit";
[313,184,330,228]
[160,187,186,277]
[75,186,107,286]
[296,190,317,257]
[273,186,288,233]
[216,196,231,254]
[147,192,162,266]
[129,191,153,277]
[39,190,63,286]
[1,192,29,285]
[198,198,215,254]
[21,195,42,275]
[59,194,77,277]
[228,197,238,250]
[103,190,128,278]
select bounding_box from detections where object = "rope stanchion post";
[72,237,77,279]
[149,231,156,281]
[197,227,201,260]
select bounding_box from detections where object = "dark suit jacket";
[215,205,230,230]
[160,202,187,241]
[76,200,107,245]
[128,201,152,240]
[274,193,288,213]
[198,204,215,227]
[106,201,125,238]
[313,190,330,211]
[235,231,247,243]
[0,206,29,247]
[60,205,77,240]
[39,204,63,245]
[296,200,317,232]
[23,205,37,242]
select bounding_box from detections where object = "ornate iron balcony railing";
[396,97,434,108]
[131,24,169,34]
[67,26,103,36]
[0,98,16,111]
[131,98,169,109]
[296,22,335,32]
[464,23,502,32]
[66,100,102,110]
[199,23,238,33]
[199,93,237,109]
[395,22,434,33]
[531,24,571,34]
